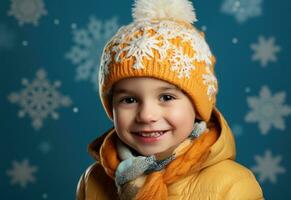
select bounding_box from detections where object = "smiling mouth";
[133,131,168,138]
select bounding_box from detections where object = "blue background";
[1,0,290,199]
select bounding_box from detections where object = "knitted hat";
[98,0,218,122]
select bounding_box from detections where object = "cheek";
[167,104,195,129]
[113,109,122,128]
[113,108,132,130]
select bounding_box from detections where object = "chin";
[137,149,159,157]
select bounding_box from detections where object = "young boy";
[77,0,264,199]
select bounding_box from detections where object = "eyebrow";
[113,86,180,95]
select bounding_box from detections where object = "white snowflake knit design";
[251,36,281,67]
[252,150,286,184]
[100,20,215,100]
[221,0,263,23]
[8,0,47,26]
[170,47,195,79]
[155,20,212,66]
[187,30,212,66]
[103,20,213,72]
[115,29,161,69]
[202,67,217,100]
[156,21,184,40]
[66,16,119,90]
[245,86,291,134]
[8,69,72,130]
[6,159,38,188]
[0,24,16,50]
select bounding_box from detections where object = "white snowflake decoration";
[6,159,38,188]
[221,0,263,23]
[156,21,212,66]
[66,16,119,90]
[245,86,291,134]
[39,141,51,154]
[231,123,243,137]
[115,29,161,69]
[99,19,217,101]
[170,47,195,79]
[8,0,47,26]
[252,150,286,184]
[8,69,72,130]
[202,67,217,100]
[99,48,112,85]
[100,20,213,78]
[156,21,184,40]
[251,36,281,67]
[0,24,16,50]
[187,31,212,66]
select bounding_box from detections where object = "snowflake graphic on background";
[8,69,72,130]
[251,36,281,67]
[38,141,51,154]
[231,123,243,137]
[0,24,16,50]
[245,86,291,134]
[252,150,286,184]
[8,0,47,26]
[66,16,119,90]
[6,159,38,188]
[221,0,263,23]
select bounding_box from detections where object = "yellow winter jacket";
[77,108,264,200]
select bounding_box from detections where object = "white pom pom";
[132,0,197,24]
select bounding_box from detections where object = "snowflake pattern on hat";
[202,67,218,100]
[115,29,161,69]
[100,20,217,100]
[170,46,196,79]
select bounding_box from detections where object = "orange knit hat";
[98,0,218,122]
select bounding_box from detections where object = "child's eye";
[120,97,137,104]
[160,94,175,102]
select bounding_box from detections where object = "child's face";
[112,77,196,159]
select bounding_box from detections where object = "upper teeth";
[138,131,164,137]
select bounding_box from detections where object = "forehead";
[112,77,179,93]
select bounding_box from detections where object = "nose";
[135,102,160,123]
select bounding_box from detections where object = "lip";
[132,130,169,143]
[132,130,167,134]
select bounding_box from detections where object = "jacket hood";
[88,107,236,169]
[199,108,236,170]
